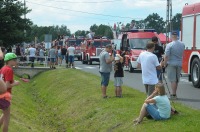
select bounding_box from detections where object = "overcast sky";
[24,0,199,33]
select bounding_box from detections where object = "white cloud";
[24,0,200,33]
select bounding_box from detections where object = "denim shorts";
[100,72,110,87]
[58,53,62,58]
[146,104,167,120]
[68,55,74,63]
[50,58,56,63]
[157,69,162,81]
[61,55,66,60]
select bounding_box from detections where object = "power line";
[48,0,122,3]
[26,1,134,19]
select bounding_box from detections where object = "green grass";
[5,69,200,131]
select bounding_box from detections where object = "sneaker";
[103,96,110,99]
[170,94,177,100]
[116,95,123,98]
[171,109,179,115]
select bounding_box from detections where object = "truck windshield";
[93,41,101,47]
[129,38,151,49]
[76,39,84,46]
[68,40,76,46]
[102,41,110,47]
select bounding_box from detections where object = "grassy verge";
[5,69,200,131]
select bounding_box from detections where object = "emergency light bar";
[123,29,155,33]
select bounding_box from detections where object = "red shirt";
[0,65,14,101]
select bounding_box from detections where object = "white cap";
[115,56,120,61]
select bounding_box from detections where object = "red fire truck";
[120,29,161,72]
[75,36,85,60]
[81,38,111,65]
[181,2,200,87]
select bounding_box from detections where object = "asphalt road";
[74,61,200,110]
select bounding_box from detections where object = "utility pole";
[166,0,172,43]
[24,0,26,38]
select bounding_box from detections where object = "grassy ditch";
[5,69,200,131]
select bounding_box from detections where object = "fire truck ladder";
[166,0,172,43]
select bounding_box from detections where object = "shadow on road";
[124,70,142,73]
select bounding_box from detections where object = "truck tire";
[78,57,81,61]
[191,58,200,88]
[128,61,134,73]
[81,54,86,64]
[88,58,92,65]
[82,59,86,64]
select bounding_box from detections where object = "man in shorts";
[99,44,114,98]
[67,44,75,68]
[137,42,163,96]
[164,31,185,99]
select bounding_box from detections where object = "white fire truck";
[181,2,200,87]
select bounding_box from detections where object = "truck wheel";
[128,62,134,73]
[82,59,86,64]
[191,58,200,88]
[81,54,86,64]
[88,59,92,65]
[86,56,89,65]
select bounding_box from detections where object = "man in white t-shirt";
[28,45,36,68]
[137,42,163,96]
[67,44,75,68]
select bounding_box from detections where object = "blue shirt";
[165,40,185,67]
[153,95,171,118]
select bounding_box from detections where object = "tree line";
[0,0,181,48]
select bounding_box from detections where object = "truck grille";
[75,49,81,54]
[96,48,105,56]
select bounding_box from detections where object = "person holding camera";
[133,83,171,125]
[152,36,164,83]
[163,31,185,99]
[99,44,114,98]
[137,42,163,96]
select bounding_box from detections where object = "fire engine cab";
[120,29,160,72]
[81,37,111,65]
[181,2,200,87]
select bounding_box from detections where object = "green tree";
[74,30,89,37]
[26,25,71,43]
[172,13,182,31]
[90,24,98,33]
[144,13,165,33]
[89,24,113,39]
[0,0,32,47]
